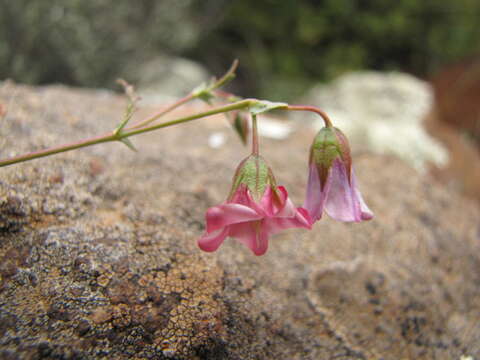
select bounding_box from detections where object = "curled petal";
[325,159,373,222]
[228,184,251,205]
[351,171,374,221]
[228,221,269,256]
[266,206,311,234]
[275,196,300,218]
[198,227,229,252]
[260,185,290,217]
[230,184,266,216]
[271,185,288,215]
[205,203,262,233]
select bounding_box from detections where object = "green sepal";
[229,155,276,201]
[119,137,137,152]
[310,127,345,188]
[249,100,288,115]
[229,111,249,146]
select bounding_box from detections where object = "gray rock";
[133,56,210,105]
[0,81,479,359]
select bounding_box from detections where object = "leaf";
[119,137,137,152]
[230,111,249,145]
[249,100,288,115]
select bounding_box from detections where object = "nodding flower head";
[304,126,373,223]
[198,155,310,256]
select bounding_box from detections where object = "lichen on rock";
[0,81,479,359]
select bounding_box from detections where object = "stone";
[133,55,210,105]
[0,81,479,359]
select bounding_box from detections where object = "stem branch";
[129,93,195,129]
[0,99,255,168]
[130,59,239,130]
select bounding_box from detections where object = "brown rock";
[0,82,479,359]
[428,57,480,202]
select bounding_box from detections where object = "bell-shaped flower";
[198,155,311,256]
[304,126,373,223]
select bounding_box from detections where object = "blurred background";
[1,0,479,199]
[1,0,479,98]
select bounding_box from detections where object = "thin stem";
[0,134,116,167]
[129,59,239,130]
[251,114,259,155]
[123,99,254,138]
[129,93,195,129]
[0,99,255,168]
[286,105,333,127]
[209,59,239,91]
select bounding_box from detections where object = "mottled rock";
[0,81,479,359]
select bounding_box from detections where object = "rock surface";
[133,56,210,105]
[0,81,479,359]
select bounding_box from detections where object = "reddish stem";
[251,114,259,155]
[286,105,333,127]
[129,93,195,129]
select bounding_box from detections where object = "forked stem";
[0,99,255,168]
[129,59,239,130]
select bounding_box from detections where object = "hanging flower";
[304,126,373,223]
[198,155,311,255]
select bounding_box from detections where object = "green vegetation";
[1,0,479,99]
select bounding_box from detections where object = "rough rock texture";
[0,81,479,359]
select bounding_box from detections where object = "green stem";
[0,99,255,168]
[129,93,195,129]
[129,59,239,130]
[0,134,116,167]
[123,99,253,138]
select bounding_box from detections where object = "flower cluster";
[198,116,373,256]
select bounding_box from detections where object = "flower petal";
[260,185,293,217]
[228,221,270,256]
[303,164,329,222]
[325,159,372,222]
[259,185,275,216]
[351,170,374,221]
[198,227,229,252]
[229,184,266,216]
[265,206,311,234]
[205,203,262,233]
[229,184,250,205]
[274,196,299,218]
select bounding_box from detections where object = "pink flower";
[304,126,373,223]
[198,155,311,256]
